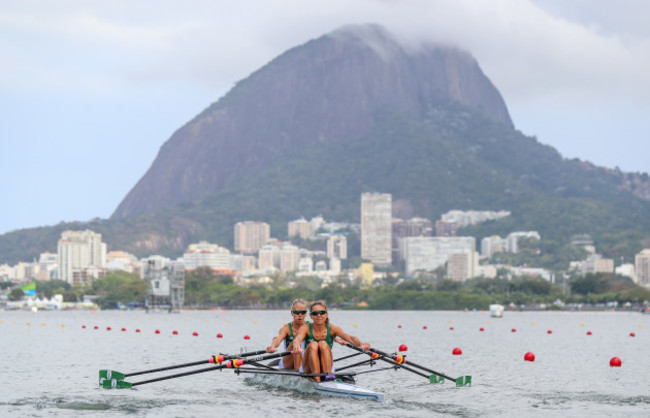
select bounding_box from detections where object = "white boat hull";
[245,372,384,402]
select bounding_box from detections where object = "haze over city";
[2,0,649,235]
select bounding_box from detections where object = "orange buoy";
[609,357,622,367]
[217,333,223,338]
[524,352,535,362]
[452,347,462,355]
[398,344,408,352]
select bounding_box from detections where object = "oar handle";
[124,349,269,377]
[130,351,292,387]
[340,342,431,379]
[370,348,456,382]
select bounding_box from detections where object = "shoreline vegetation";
[8,268,648,312]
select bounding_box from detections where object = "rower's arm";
[332,326,369,349]
[266,325,289,352]
[291,325,309,353]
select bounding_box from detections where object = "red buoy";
[397,325,402,329]
[398,344,408,352]
[449,327,454,330]
[547,330,552,334]
[82,325,86,329]
[609,357,622,367]
[524,352,535,362]
[94,326,98,330]
[479,327,485,332]
[452,347,462,355]
[172,330,178,335]
[155,329,160,334]
[193,331,199,337]
[629,332,636,337]
[135,329,141,333]
[243,335,250,340]
[121,328,126,332]
[423,326,428,330]
[587,331,592,336]
[217,333,223,338]
[511,328,517,333]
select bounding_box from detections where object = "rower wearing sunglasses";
[292,301,370,382]
[266,298,309,370]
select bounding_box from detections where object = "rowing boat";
[98,344,471,400]
[244,371,385,401]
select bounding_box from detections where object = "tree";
[92,271,148,309]
[9,288,24,301]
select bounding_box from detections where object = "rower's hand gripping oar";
[99,350,274,389]
[369,347,471,387]
[336,339,471,387]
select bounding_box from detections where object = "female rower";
[266,298,308,370]
[292,301,370,382]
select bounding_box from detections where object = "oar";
[369,347,471,386]
[99,349,268,384]
[338,341,471,387]
[100,351,289,389]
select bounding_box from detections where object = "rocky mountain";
[112,24,512,219]
[2,24,650,266]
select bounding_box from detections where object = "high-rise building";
[327,235,348,259]
[288,219,312,239]
[57,230,106,285]
[280,245,301,273]
[234,221,270,254]
[435,220,458,237]
[361,193,392,266]
[258,244,281,271]
[393,218,433,254]
[634,249,650,287]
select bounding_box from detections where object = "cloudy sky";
[1,0,649,235]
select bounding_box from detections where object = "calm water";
[1,309,648,417]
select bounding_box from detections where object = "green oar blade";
[99,370,126,385]
[101,379,133,389]
[454,376,472,387]
[429,375,444,384]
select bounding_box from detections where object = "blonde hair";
[291,298,307,310]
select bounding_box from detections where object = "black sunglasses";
[310,310,327,316]
[292,310,307,315]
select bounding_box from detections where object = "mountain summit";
[112,24,512,219]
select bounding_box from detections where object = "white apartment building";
[506,231,540,253]
[182,241,231,270]
[234,221,270,254]
[399,236,476,277]
[441,210,510,228]
[280,245,301,273]
[258,244,281,271]
[361,193,392,266]
[327,235,348,259]
[288,219,312,239]
[105,251,139,273]
[581,254,614,275]
[57,230,107,285]
[298,257,313,272]
[635,249,650,287]
[481,236,507,258]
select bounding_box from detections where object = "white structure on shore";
[399,236,476,279]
